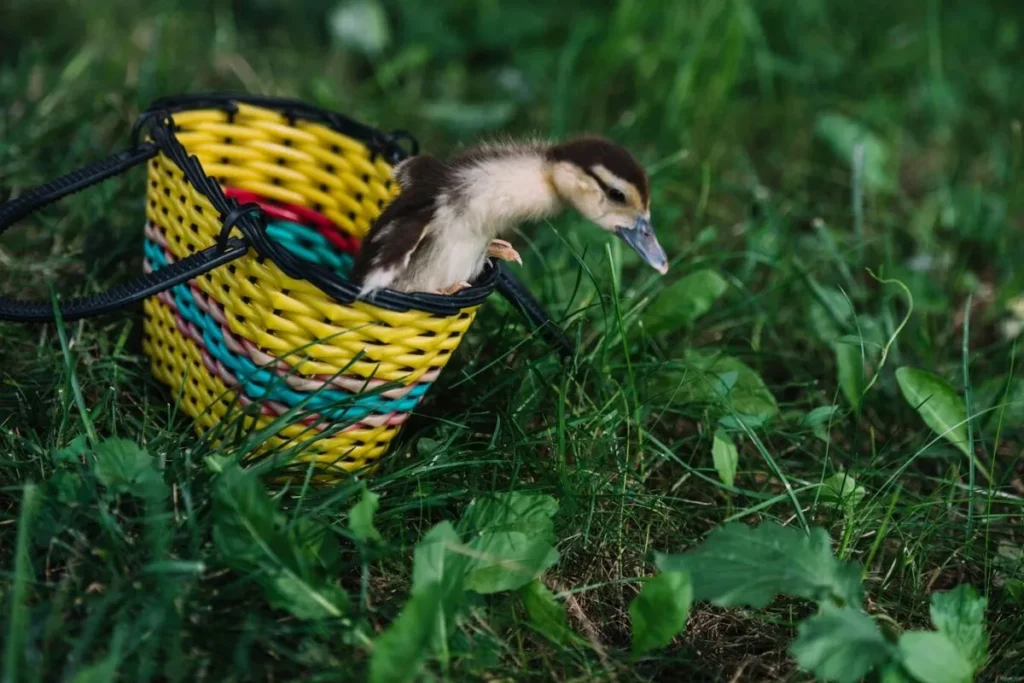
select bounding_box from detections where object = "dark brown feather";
[547,136,649,205]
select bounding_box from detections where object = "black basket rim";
[139,92,499,317]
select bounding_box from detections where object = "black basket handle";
[0,144,250,323]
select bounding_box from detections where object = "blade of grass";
[961,292,977,541]
[4,483,41,683]
[52,293,98,445]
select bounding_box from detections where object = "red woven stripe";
[223,187,362,255]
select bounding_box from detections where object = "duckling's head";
[547,137,668,274]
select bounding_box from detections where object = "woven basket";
[0,94,571,478]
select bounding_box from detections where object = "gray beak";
[615,215,668,274]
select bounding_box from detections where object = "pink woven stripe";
[145,221,168,248]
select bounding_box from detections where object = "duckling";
[350,135,668,296]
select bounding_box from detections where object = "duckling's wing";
[393,154,448,193]
[350,155,449,291]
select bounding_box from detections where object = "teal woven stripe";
[265,220,354,276]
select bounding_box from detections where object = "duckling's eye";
[606,188,627,203]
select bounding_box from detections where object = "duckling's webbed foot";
[487,239,522,266]
[434,280,473,295]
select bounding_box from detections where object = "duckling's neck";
[449,149,562,238]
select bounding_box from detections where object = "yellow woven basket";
[0,94,570,479]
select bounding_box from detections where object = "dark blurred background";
[4,0,1024,319]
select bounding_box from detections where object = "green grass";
[2,0,1023,680]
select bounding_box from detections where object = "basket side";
[140,101,481,476]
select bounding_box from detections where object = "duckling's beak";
[615,215,668,274]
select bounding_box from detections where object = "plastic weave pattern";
[140,102,479,473]
[1,93,573,479]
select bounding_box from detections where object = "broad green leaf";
[48,470,92,505]
[460,492,559,537]
[294,518,342,573]
[881,664,915,683]
[898,631,974,683]
[929,585,988,670]
[521,580,571,645]
[895,367,971,456]
[462,492,560,594]
[717,413,771,430]
[656,351,778,424]
[369,587,444,683]
[409,522,470,659]
[835,342,867,409]
[370,492,565,683]
[655,522,863,608]
[348,487,382,543]
[212,464,347,620]
[630,571,693,656]
[264,571,350,620]
[212,464,283,570]
[93,438,167,499]
[802,405,840,428]
[642,269,728,334]
[815,113,893,193]
[790,604,894,683]
[808,283,855,343]
[412,521,468,601]
[52,434,89,464]
[464,529,559,594]
[820,472,866,512]
[711,431,738,487]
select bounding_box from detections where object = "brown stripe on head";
[547,136,649,206]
